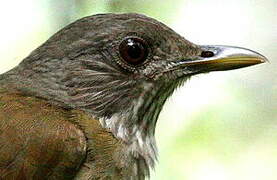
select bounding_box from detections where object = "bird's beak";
[179,45,267,74]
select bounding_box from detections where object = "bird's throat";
[97,80,180,171]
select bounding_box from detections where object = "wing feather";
[0,89,87,179]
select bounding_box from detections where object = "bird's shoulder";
[0,87,141,179]
[0,87,87,179]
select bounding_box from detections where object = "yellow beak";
[181,45,267,73]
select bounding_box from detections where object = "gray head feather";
[0,13,202,176]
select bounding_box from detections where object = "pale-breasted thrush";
[0,13,266,179]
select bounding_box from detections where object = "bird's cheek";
[139,69,161,81]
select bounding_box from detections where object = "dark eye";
[201,50,214,58]
[119,37,149,65]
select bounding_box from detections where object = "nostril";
[201,51,214,58]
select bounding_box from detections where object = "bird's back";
[0,86,144,179]
[0,87,87,179]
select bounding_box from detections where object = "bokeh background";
[0,0,276,179]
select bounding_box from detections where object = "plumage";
[0,13,266,179]
[0,88,86,179]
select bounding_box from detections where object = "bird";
[0,13,266,179]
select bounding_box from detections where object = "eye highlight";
[119,37,149,65]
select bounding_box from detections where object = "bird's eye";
[119,37,149,65]
[201,50,214,58]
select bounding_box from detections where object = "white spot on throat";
[98,82,157,168]
[99,112,158,168]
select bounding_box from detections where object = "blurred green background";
[0,0,276,179]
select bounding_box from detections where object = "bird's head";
[5,13,266,167]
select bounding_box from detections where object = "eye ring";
[119,36,149,65]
